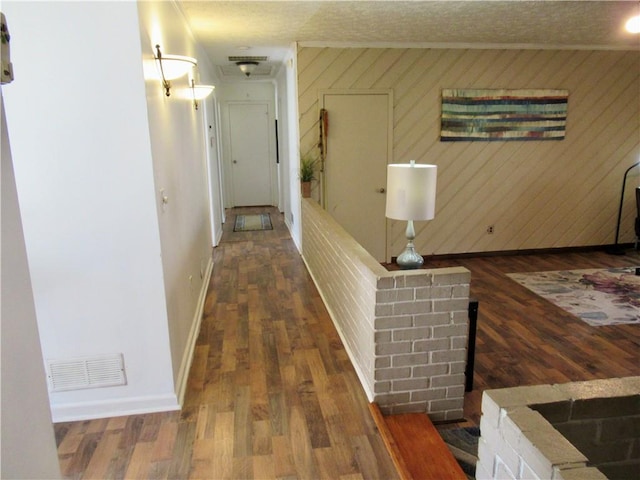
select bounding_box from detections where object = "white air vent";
[47,354,127,392]
[228,56,268,62]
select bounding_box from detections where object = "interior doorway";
[320,90,393,262]
[227,102,273,206]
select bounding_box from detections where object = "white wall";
[1,94,61,480]
[136,0,218,405]
[2,0,183,420]
[277,48,303,248]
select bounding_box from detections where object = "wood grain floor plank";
[54,206,638,479]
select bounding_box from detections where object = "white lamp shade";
[385,163,437,221]
[157,54,197,80]
[192,84,215,100]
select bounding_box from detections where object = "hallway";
[54,206,399,479]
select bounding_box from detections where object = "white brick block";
[450,361,466,374]
[392,352,429,367]
[414,338,449,352]
[376,341,412,355]
[416,285,452,299]
[374,367,411,381]
[433,298,469,313]
[393,300,432,315]
[392,327,430,342]
[475,459,493,480]
[433,323,469,338]
[375,316,412,330]
[430,397,464,412]
[404,273,432,287]
[495,456,517,480]
[447,385,465,398]
[393,378,429,392]
[431,349,467,363]
[374,356,390,368]
[374,392,411,406]
[374,381,391,393]
[411,388,446,402]
[412,363,449,378]
[452,284,471,298]
[431,373,466,388]
[415,312,451,327]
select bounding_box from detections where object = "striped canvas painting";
[441,89,568,141]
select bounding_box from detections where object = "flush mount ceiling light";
[626,14,640,33]
[155,44,197,97]
[190,79,215,110]
[236,61,259,77]
[626,2,640,33]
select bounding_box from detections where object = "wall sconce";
[385,161,437,269]
[155,44,196,97]
[236,61,258,77]
[190,79,215,110]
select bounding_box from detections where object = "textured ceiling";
[177,1,640,81]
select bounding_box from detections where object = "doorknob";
[377,187,386,193]
[233,160,237,164]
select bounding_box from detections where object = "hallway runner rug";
[507,267,640,326]
[233,213,272,232]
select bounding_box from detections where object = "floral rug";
[507,267,640,326]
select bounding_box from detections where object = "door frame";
[222,100,278,208]
[318,89,394,261]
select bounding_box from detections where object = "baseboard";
[175,255,214,406]
[50,393,180,423]
[387,244,638,263]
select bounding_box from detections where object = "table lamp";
[385,161,437,269]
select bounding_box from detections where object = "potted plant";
[300,155,317,198]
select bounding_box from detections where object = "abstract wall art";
[441,89,568,141]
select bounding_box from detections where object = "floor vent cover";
[46,354,127,392]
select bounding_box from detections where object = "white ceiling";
[177,0,640,81]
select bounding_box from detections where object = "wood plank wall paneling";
[297,47,640,258]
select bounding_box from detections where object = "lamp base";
[396,242,424,270]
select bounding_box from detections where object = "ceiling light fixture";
[236,61,259,77]
[626,14,640,33]
[155,44,197,97]
[626,2,640,33]
[190,79,215,110]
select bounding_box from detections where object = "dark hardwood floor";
[429,248,640,426]
[54,206,640,478]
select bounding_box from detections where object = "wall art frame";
[440,88,568,141]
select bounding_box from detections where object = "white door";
[321,92,392,262]
[228,103,272,206]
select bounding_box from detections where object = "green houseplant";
[300,155,317,198]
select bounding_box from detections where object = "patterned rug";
[507,267,640,326]
[233,214,272,232]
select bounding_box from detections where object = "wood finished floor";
[429,248,640,426]
[53,206,640,478]
[54,207,399,480]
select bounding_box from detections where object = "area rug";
[233,214,272,232]
[507,267,640,327]
[438,426,479,479]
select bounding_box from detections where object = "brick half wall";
[301,199,470,420]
